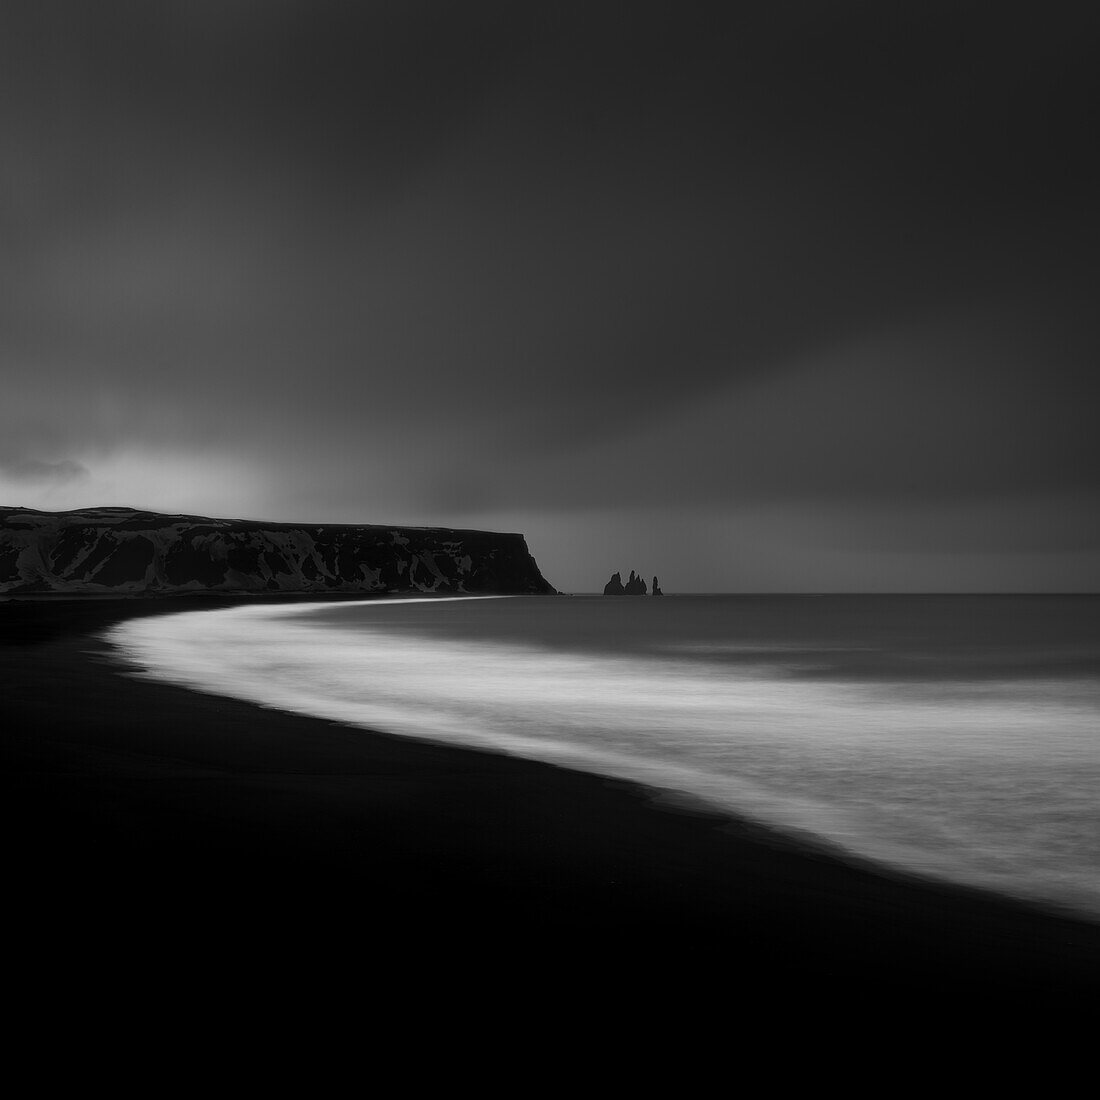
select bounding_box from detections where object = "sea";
[106,594,1100,919]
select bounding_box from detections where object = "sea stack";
[604,569,656,595]
[603,571,626,595]
[652,576,663,596]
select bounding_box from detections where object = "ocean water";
[106,594,1100,918]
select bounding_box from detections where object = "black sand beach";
[4,597,1100,1019]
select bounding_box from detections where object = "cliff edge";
[0,507,556,597]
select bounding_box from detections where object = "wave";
[106,596,1100,920]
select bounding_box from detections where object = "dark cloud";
[1,2,1097,588]
[0,457,90,486]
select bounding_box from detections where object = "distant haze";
[3,3,1098,591]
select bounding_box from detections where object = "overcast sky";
[2,2,1098,591]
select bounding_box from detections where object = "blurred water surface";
[109,594,1100,918]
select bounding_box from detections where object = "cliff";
[0,507,556,597]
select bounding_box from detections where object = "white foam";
[107,597,1100,919]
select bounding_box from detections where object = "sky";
[2,1,1098,592]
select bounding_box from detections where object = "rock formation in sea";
[603,571,626,595]
[604,569,660,595]
[0,506,556,596]
[652,576,663,596]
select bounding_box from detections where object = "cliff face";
[0,507,556,597]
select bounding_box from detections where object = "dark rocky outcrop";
[0,506,556,597]
[652,576,663,596]
[603,568,660,595]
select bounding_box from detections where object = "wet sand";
[3,596,1100,1016]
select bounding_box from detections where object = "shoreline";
[4,595,1100,1005]
[109,592,1100,925]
